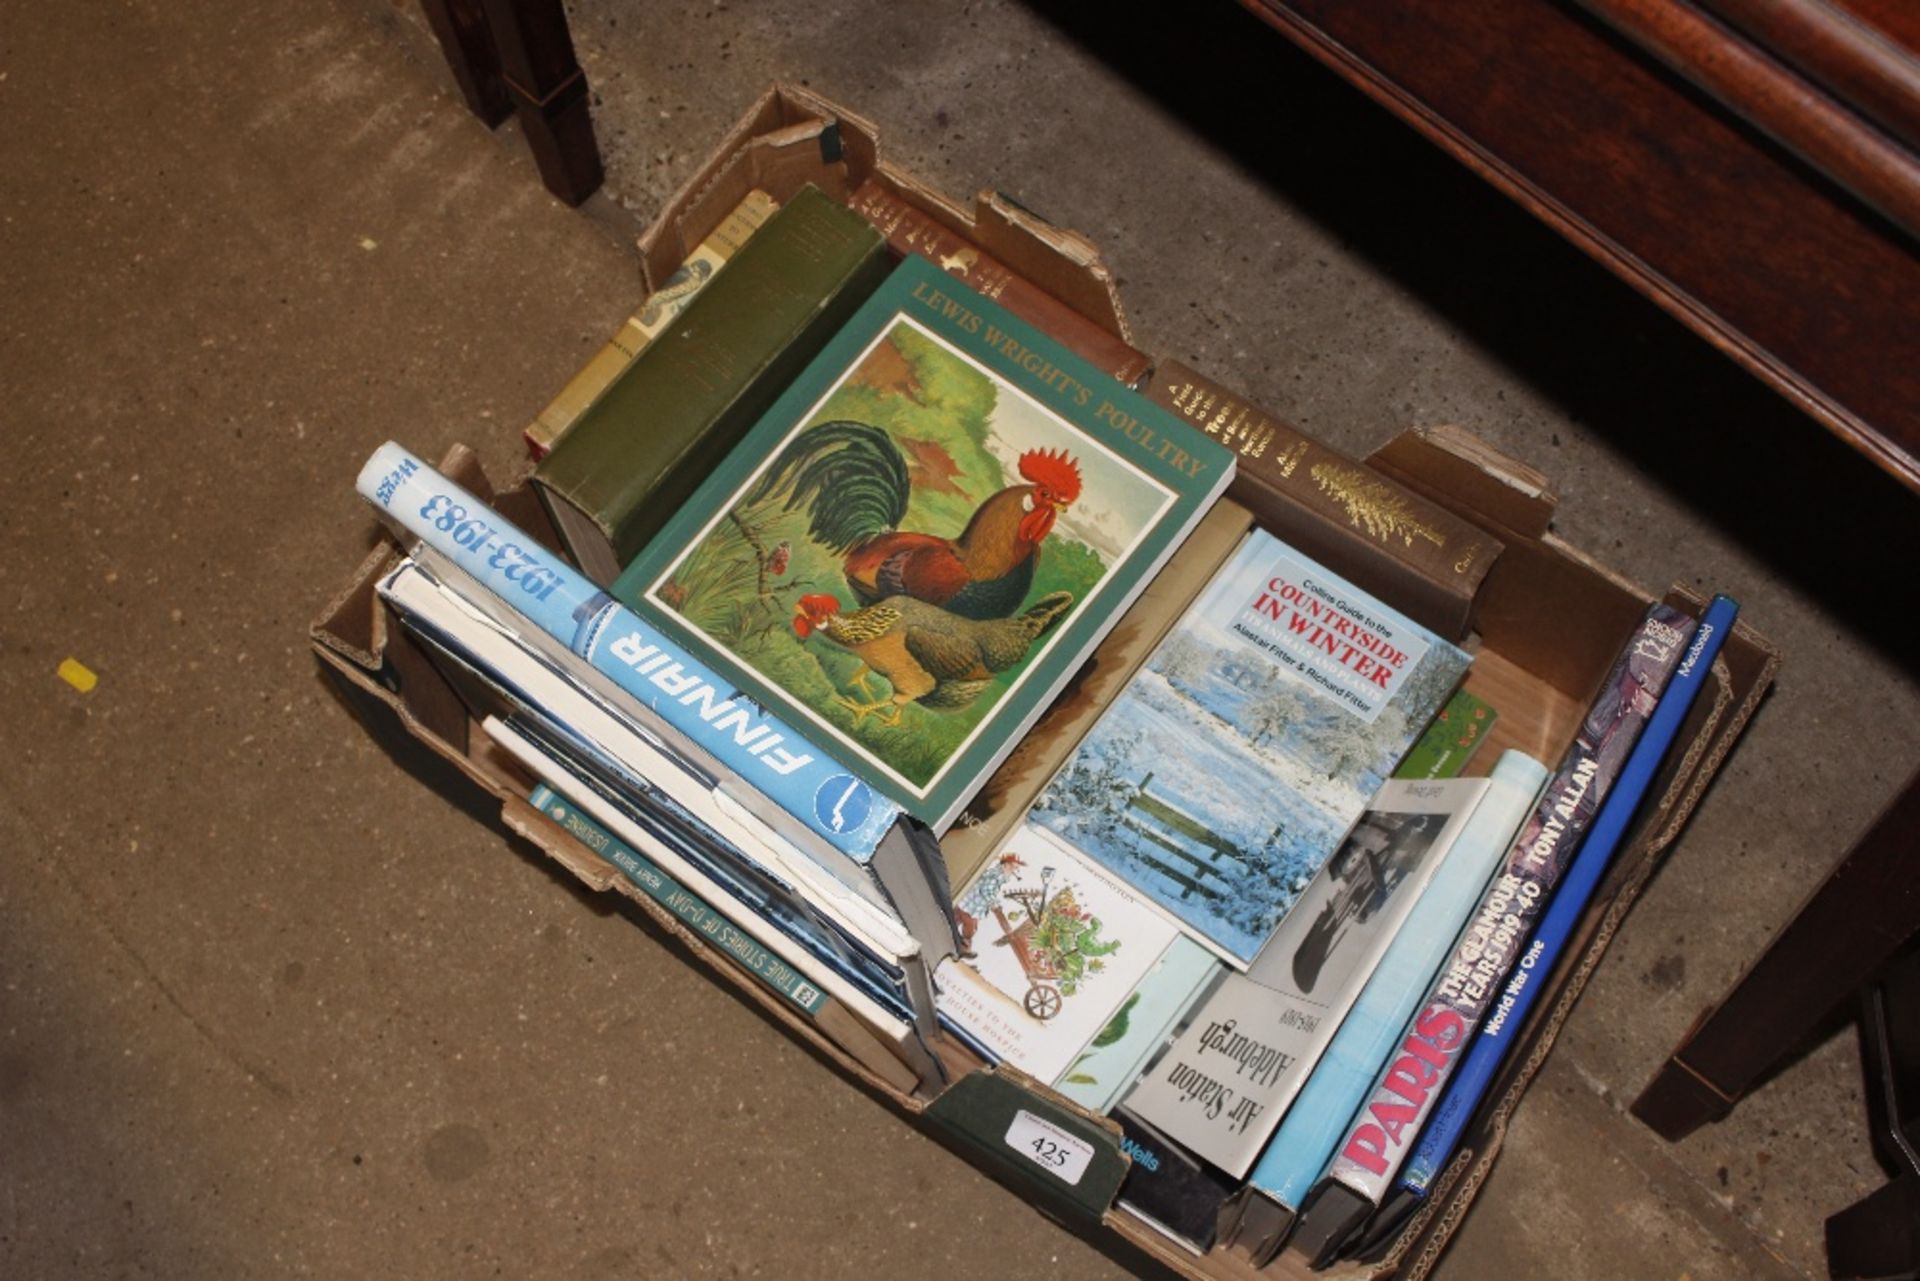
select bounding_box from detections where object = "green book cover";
[532,186,889,584]
[1393,687,1498,780]
[614,254,1236,831]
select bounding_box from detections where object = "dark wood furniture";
[418,0,603,206]
[1630,770,1920,1276]
[1238,0,1920,493]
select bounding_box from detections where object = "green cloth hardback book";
[532,186,889,584]
[614,254,1237,832]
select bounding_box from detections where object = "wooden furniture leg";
[1826,947,1920,1281]
[476,0,603,206]
[1631,766,1920,1142]
[418,0,512,126]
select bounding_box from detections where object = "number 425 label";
[1004,1109,1096,1187]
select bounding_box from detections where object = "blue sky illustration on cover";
[1027,529,1469,967]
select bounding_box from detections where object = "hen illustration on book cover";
[1027,528,1472,968]
[617,256,1234,831]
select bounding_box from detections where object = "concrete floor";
[3,1,1916,1278]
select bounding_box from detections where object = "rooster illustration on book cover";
[647,319,1170,792]
[748,420,1085,620]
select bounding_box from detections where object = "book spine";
[358,441,902,861]
[1053,937,1222,1115]
[1393,596,1739,1207]
[1393,687,1498,781]
[1119,777,1491,1178]
[535,186,888,574]
[1315,602,1698,1216]
[489,716,943,1093]
[524,189,779,460]
[530,783,831,1015]
[845,179,1152,385]
[1144,360,1498,641]
[1239,751,1548,1224]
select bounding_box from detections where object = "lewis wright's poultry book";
[614,254,1236,832]
[1024,527,1474,971]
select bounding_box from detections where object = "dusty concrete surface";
[2,1,1914,1279]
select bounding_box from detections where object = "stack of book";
[346,178,1739,1269]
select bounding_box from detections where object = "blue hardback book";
[1286,601,1699,1268]
[358,442,901,862]
[1373,595,1740,1246]
[1234,749,1549,1257]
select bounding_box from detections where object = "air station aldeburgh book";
[1026,528,1472,969]
[614,255,1235,833]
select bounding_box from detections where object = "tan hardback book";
[1147,359,1501,640]
[523,189,779,459]
[846,178,1153,386]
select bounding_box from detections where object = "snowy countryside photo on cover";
[1029,529,1471,967]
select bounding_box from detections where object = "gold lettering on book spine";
[1166,383,1279,465]
[1310,461,1448,551]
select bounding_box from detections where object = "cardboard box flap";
[971,189,1131,342]
[1366,424,1559,542]
[637,87,847,289]
[637,84,1133,343]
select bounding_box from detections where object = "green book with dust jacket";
[614,254,1236,831]
[533,186,889,584]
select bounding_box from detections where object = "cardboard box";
[310,85,1778,1281]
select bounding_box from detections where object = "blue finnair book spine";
[1391,595,1740,1211]
[356,441,899,862]
[530,783,835,1017]
[1239,750,1549,1227]
[385,579,917,1017]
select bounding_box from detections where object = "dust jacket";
[615,255,1236,831]
[1025,528,1473,969]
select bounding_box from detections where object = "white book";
[1120,776,1491,1177]
[483,717,944,1093]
